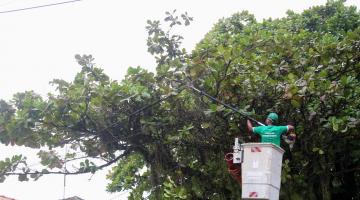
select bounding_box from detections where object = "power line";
[63,144,68,200]
[0,0,82,14]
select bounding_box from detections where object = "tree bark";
[320,174,331,200]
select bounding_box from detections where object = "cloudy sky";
[0,0,359,199]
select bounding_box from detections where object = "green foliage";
[37,150,63,169]
[187,2,360,199]
[107,153,145,192]
[79,159,97,173]
[163,177,188,199]
[0,155,27,183]
[0,1,359,200]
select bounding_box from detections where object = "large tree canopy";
[0,1,359,199]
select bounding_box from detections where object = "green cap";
[267,112,278,123]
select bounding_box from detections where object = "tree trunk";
[320,174,331,200]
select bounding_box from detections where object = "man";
[247,112,295,147]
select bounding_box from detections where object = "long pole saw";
[171,79,265,126]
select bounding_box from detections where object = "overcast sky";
[0,0,359,200]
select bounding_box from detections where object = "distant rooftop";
[0,195,16,200]
[61,196,85,200]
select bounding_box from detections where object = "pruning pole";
[184,82,265,126]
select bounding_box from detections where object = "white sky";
[0,0,359,200]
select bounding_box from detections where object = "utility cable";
[0,0,82,14]
[63,144,68,199]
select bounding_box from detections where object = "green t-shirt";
[252,125,289,147]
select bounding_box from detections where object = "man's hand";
[283,131,296,149]
[287,132,296,141]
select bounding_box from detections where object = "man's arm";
[247,120,253,133]
[247,119,260,142]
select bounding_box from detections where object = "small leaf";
[30,173,40,179]
[18,174,28,182]
[291,99,300,108]
[332,122,339,132]
[312,147,319,152]
[0,176,5,183]
[201,123,210,129]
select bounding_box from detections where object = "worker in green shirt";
[247,112,296,147]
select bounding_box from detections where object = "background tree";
[0,1,359,200]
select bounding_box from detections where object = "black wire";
[0,0,82,14]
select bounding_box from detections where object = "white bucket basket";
[241,143,284,200]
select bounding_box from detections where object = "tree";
[185,1,360,199]
[1,1,360,200]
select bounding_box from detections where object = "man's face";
[265,118,272,125]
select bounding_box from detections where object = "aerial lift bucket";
[241,143,284,200]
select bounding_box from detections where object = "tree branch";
[2,150,128,177]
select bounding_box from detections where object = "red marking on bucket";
[251,147,261,152]
[249,192,258,197]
